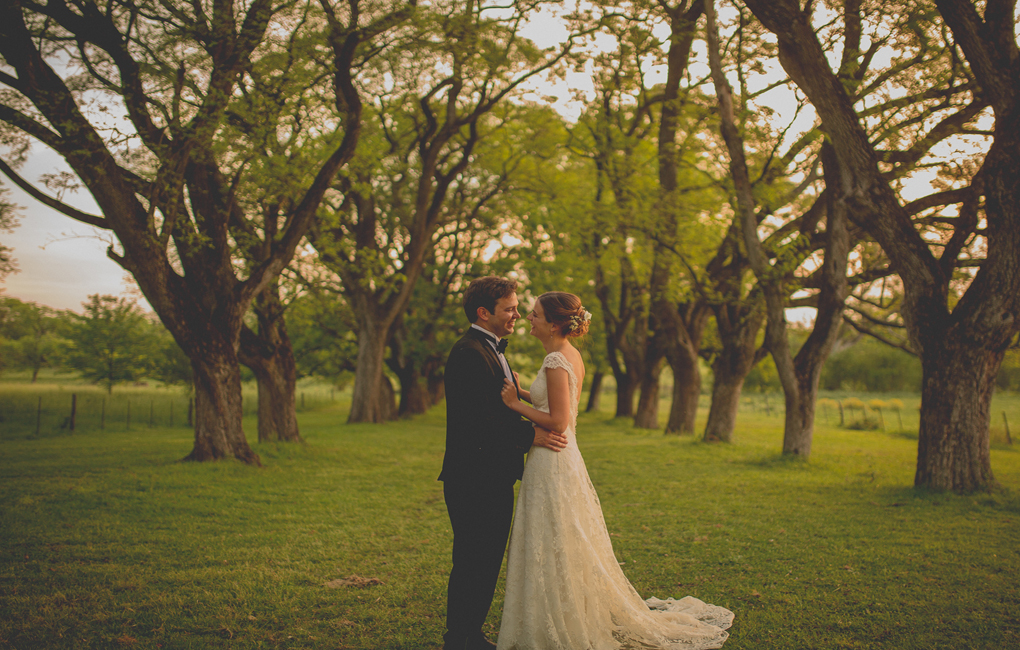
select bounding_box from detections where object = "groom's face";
[481,293,520,338]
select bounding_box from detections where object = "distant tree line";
[0,294,190,392]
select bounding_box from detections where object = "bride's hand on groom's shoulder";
[533,425,568,452]
[501,378,519,408]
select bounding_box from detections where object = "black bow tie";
[496,338,508,354]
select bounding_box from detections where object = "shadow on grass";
[859,484,1020,514]
[735,452,815,470]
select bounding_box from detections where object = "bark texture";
[664,304,710,435]
[585,371,605,413]
[704,304,765,443]
[238,285,301,443]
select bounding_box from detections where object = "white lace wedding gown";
[497,352,734,650]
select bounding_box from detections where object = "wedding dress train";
[497,352,734,650]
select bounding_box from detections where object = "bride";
[496,292,734,650]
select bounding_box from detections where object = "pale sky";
[2,148,141,312]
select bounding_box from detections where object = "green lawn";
[1,383,1018,649]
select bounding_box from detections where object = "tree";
[742,0,1020,489]
[0,296,66,380]
[309,4,580,423]
[641,0,712,434]
[0,0,414,463]
[286,284,359,385]
[708,0,852,457]
[238,281,302,442]
[569,4,720,426]
[63,295,156,393]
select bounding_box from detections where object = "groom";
[439,276,568,650]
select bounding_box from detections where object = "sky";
[2,148,141,312]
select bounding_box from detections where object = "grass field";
[1,379,1019,649]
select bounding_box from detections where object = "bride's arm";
[501,367,571,433]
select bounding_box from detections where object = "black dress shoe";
[443,631,497,650]
[442,637,467,650]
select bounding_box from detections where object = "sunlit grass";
[1,380,1018,649]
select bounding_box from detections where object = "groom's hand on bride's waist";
[533,425,568,451]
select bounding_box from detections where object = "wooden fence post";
[126,400,131,431]
[70,394,77,433]
[36,396,42,436]
[1004,412,1012,445]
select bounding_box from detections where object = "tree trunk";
[665,347,700,435]
[780,372,818,456]
[428,365,445,405]
[664,306,710,435]
[612,370,638,418]
[585,370,604,413]
[387,317,444,417]
[704,306,765,442]
[238,284,302,443]
[251,355,300,443]
[633,356,664,429]
[914,330,1003,490]
[395,364,433,417]
[184,341,259,465]
[349,324,396,423]
[704,369,743,443]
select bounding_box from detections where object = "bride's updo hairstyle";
[537,292,592,338]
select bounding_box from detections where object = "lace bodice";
[528,351,579,431]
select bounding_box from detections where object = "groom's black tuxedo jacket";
[439,327,535,485]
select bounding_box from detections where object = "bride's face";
[527,301,558,339]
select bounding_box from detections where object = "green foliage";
[287,292,358,385]
[997,344,1020,392]
[0,185,19,280]
[743,353,781,393]
[0,390,1019,648]
[822,337,921,392]
[61,295,159,394]
[0,296,69,380]
[149,326,194,391]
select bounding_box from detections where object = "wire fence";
[0,384,342,439]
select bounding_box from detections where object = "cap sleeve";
[542,351,578,402]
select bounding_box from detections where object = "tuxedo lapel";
[505,355,520,391]
[466,327,502,376]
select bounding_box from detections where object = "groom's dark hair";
[464,276,518,322]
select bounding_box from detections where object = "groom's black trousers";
[443,479,515,640]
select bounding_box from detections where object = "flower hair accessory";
[568,309,592,332]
